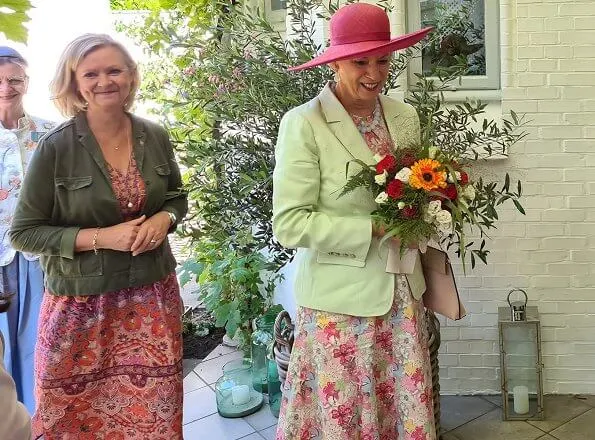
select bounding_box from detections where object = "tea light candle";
[513,385,529,414]
[231,385,251,405]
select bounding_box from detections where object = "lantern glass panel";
[498,306,544,420]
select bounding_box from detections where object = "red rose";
[386,179,404,199]
[402,206,419,218]
[439,183,458,200]
[459,171,469,185]
[375,155,397,174]
[400,154,416,168]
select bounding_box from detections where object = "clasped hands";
[96,212,170,256]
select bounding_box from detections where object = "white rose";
[375,192,389,205]
[423,211,434,223]
[374,170,388,186]
[373,154,385,163]
[435,209,452,224]
[463,184,476,201]
[397,201,406,209]
[455,171,462,181]
[428,146,439,159]
[427,200,442,216]
[395,167,412,183]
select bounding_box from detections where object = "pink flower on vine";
[0,189,10,201]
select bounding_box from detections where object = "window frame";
[407,0,501,91]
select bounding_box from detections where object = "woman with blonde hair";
[10,34,187,439]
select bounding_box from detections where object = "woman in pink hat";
[272,3,436,439]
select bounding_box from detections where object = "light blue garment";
[0,252,44,414]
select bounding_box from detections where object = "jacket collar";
[74,111,147,180]
[318,82,406,161]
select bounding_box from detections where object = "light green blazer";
[272,83,426,317]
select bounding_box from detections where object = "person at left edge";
[0,46,54,415]
[9,34,188,439]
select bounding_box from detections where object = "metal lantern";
[498,289,544,420]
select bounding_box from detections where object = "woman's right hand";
[97,215,146,252]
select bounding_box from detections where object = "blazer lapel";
[318,83,375,163]
[380,94,419,150]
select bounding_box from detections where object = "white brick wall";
[438,0,595,395]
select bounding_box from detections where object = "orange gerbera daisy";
[409,159,447,191]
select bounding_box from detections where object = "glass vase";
[251,314,275,394]
[267,358,282,418]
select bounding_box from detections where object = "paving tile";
[447,408,546,440]
[182,386,218,425]
[204,343,241,361]
[183,358,201,376]
[441,432,463,440]
[480,394,502,407]
[193,350,245,384]
[259,425,278,440]
[238,433,266,439]
[550,408,595,440]
[575,394,595,408]
[183,371,207,394]
[527,394,592,432]
[183,412,256,440]
[243,403,279,431]
[536,436,559,440]
[440,395,497,432]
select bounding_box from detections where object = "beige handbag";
[421,246,466,320]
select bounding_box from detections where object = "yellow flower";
[409,158,447,191]
[317,315,331,328]
[404,362,417,375]
[404,305,414,319]
[404,420,416,433]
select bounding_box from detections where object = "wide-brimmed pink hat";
[289,3,432,72]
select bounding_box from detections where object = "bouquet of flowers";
[340,143,524,270]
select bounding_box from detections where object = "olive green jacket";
[9,112,188,296]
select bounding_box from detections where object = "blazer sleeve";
[272,110,372,261]
[0,334,32,440]
[9,138,80,259]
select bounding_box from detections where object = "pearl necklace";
[350,100,382,134]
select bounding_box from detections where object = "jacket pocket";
[55,176,93,190]
[316,251,366,268]
[56,252,103,278]
[154,163,171,176]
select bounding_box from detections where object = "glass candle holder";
[216,359,263,418]
[251,314,275,393]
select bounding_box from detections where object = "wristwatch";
[166,210,177,226]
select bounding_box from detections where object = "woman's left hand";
[130,212,170,256]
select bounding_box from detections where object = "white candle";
[231,385,251,405]
[513,385,529,414]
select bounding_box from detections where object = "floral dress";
[275,100,436,440]
[32,155,184,440]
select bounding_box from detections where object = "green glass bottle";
[250,314,275,394]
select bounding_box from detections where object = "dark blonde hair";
[50,33,140,117]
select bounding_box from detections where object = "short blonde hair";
[50,33,140,117]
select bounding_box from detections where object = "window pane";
[271,0,287,11]
[421,0,486,76]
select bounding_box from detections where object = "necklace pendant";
[127,202,133,208]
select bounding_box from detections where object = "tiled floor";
[182,344,595,440]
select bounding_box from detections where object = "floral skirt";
[276,275,436,440]
[32,273,183,440]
